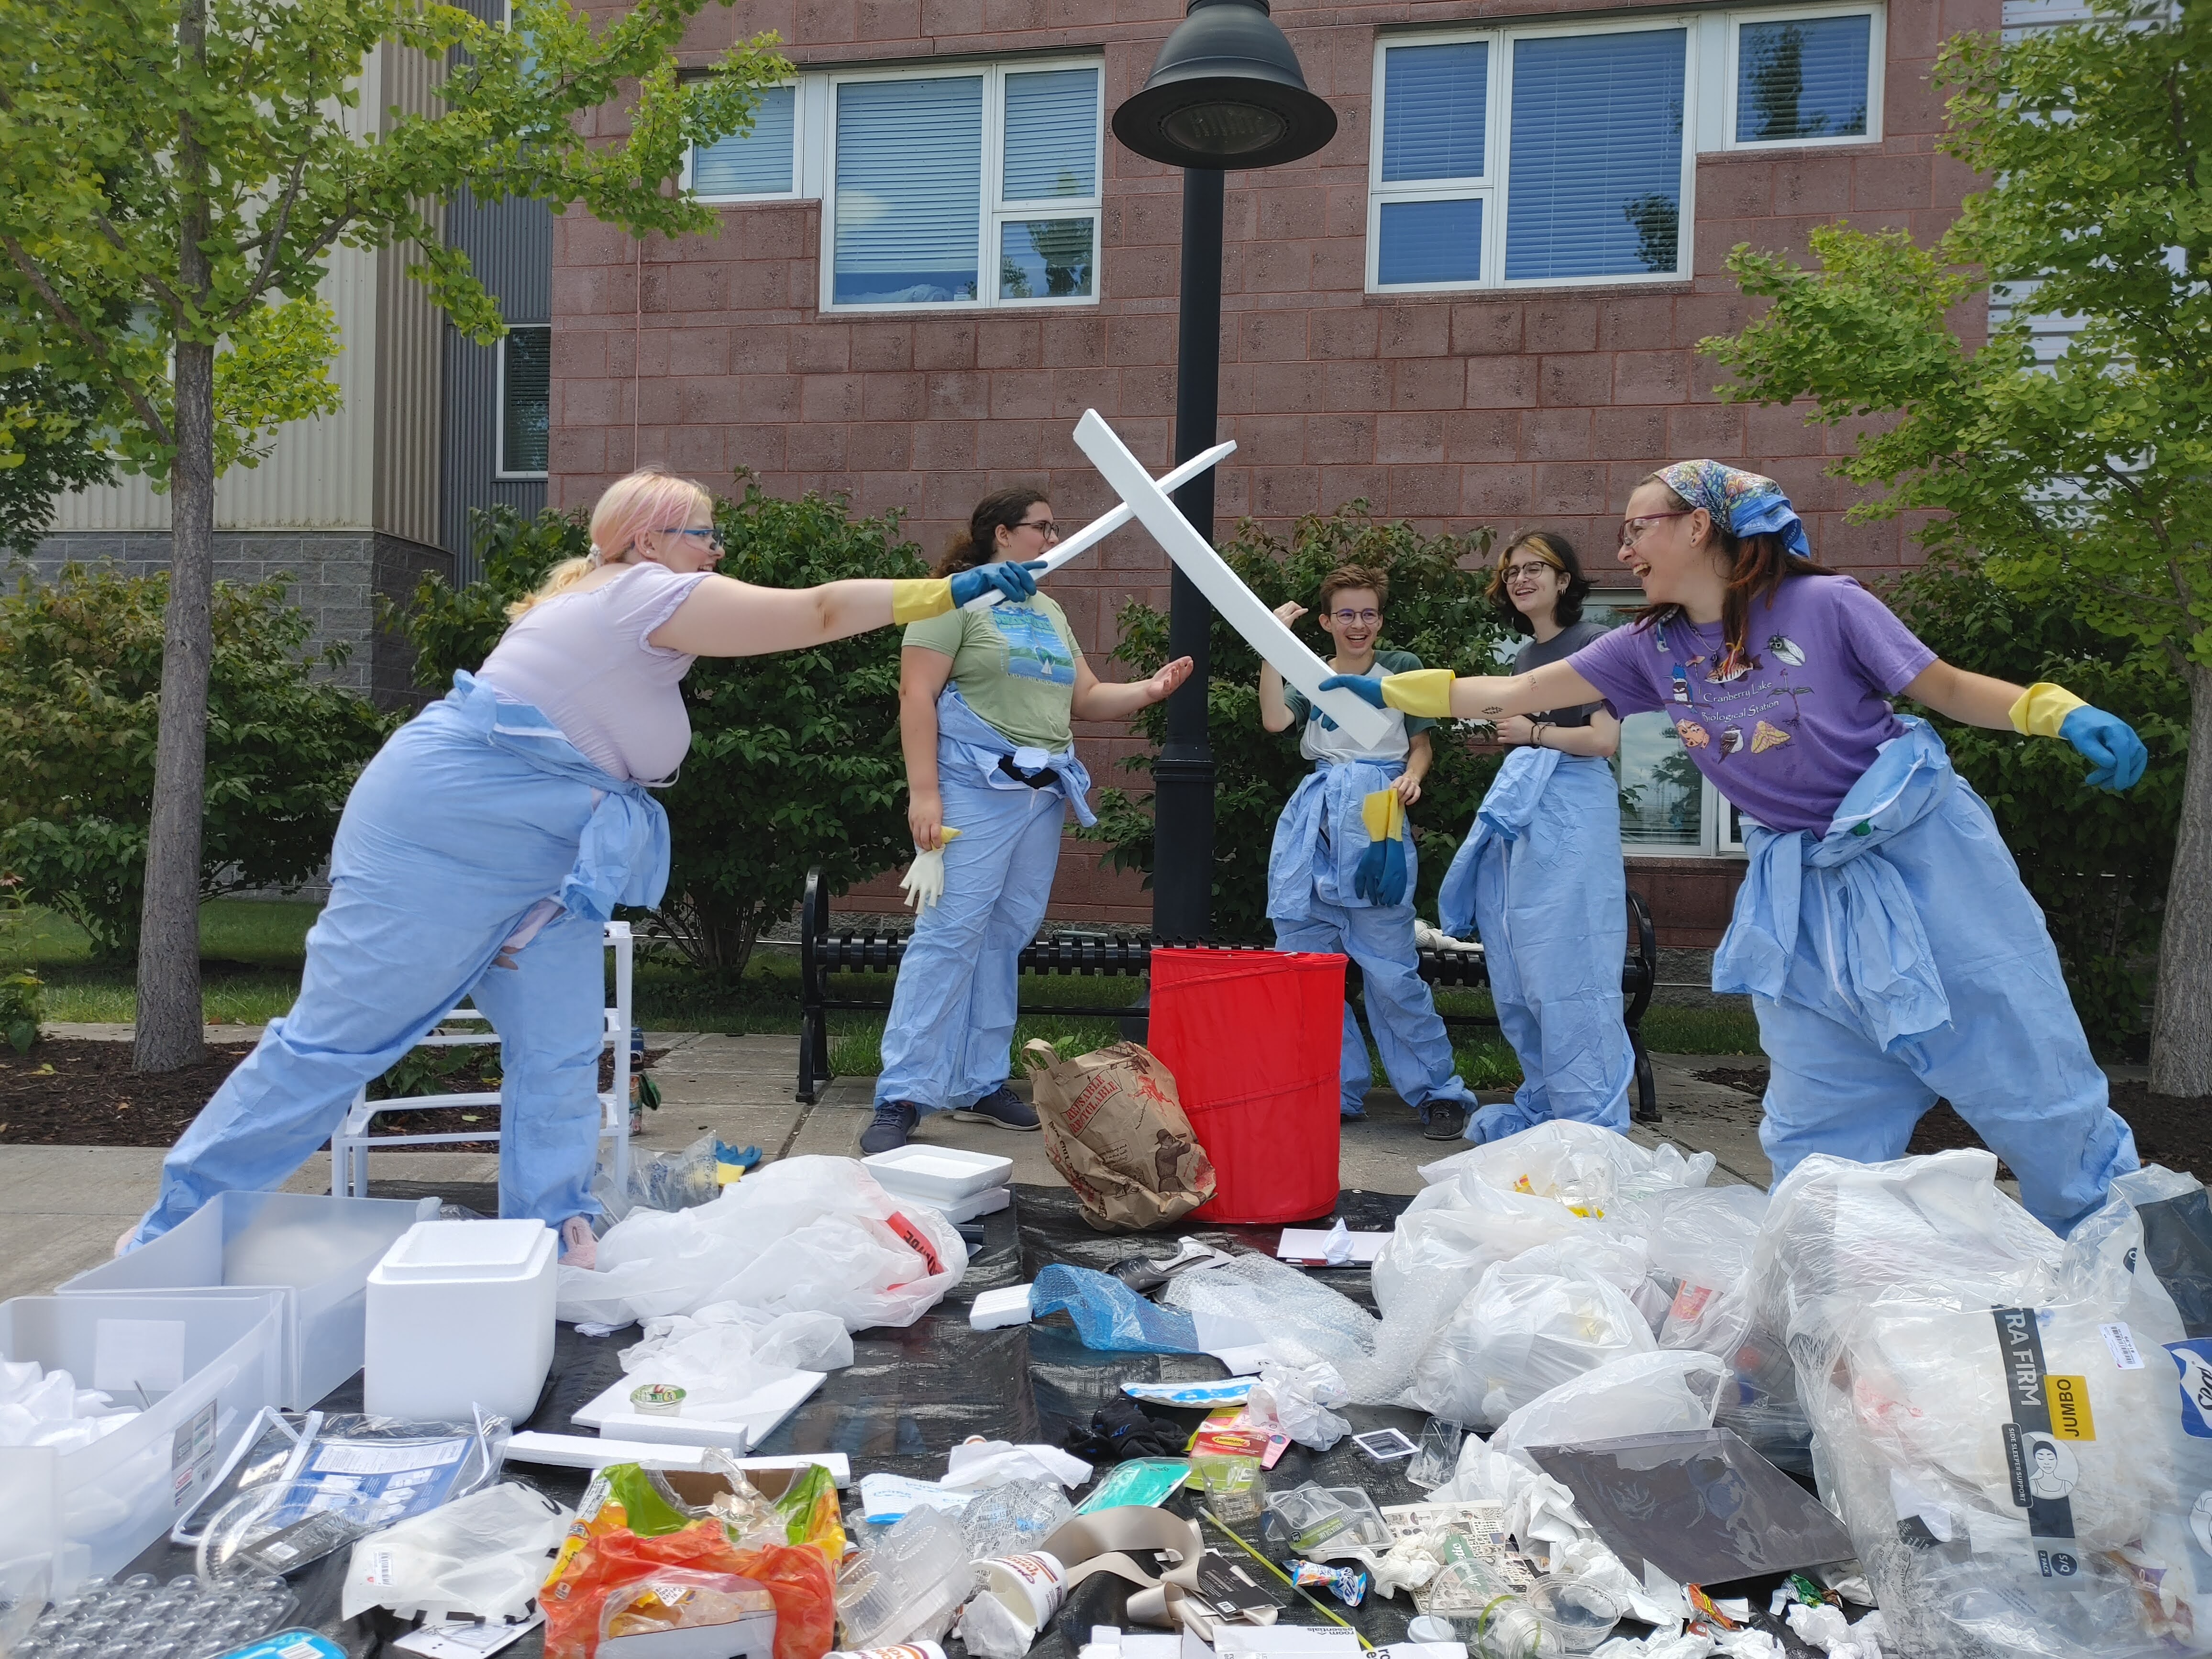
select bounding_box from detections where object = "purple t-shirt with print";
[1568,575,1936,834]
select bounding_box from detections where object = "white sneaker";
[559,1215,598,1270]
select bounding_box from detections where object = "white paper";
[92,1318,187,1394]
[312,1438,466,1477]
[2101,1321,2145,1370]
[859,1470,980,1522]
[1073,411,1394,746]
[1207,1345,1270,1376]
[1277,1227,1387,1265]
[967,440,1239,608]
[393,1612,544,1658]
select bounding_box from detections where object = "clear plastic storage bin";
[0,1292,283,1591]
[59,1192,439,1408]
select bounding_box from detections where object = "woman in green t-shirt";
[862,489,1193,1155]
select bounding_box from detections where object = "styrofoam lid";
[375,1218,553,1281]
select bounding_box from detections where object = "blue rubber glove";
[1305,702,1339,734]
[949,559,1049,608]
[2060,706,2148,791]
[1318,673,1387,708]
[1354,837,1408,908]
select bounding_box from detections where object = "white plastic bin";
[365,1219,556,1424]
[59,1191,439,1408]
[0,1293,283,1592]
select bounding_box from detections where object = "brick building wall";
[554,0,1990,943]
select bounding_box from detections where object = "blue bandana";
[1656,460,1812,560]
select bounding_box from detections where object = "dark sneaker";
[860,1100,919,1155]
[1421,1099,1468,1140]
[952,1084,1040,1131]
[1341,1105,1368,1123]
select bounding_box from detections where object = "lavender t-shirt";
[1568,575,1936,834]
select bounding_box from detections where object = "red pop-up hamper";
[1147,947,1345,1225]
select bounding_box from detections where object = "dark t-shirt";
[1515,619,1612,727]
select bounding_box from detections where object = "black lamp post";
[1113,0,1335,946]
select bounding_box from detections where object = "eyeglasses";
[1016,518,1062,541]
[1501,562,1557,582]
[1618,511,1694,548]
[1329,608,1381,626]
[661,527,723,545]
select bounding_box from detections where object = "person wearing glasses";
[1433,532,1634,1143]
[1260,564,1480,1139]
[1324,461,2148,1234]
[863,488,1193,1155]
[127,468,1044,1263]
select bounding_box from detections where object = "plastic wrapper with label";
[1746,1150,2212,1658]
[341,1481,572,1624]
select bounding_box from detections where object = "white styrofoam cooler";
[365,1219,556,1424]
[0,1293,283,1592]
[60,1191,438,1408]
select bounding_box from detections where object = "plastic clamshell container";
[365,1218,557,1424]
[0,1292,283,1592]
[863,1145,1013,1203]
[59,1191,439,1409]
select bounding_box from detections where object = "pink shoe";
[559,1216,598,1270]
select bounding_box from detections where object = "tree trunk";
[133,338,216,1073]
[133,0,213,1074]
[2151,660,2212,1096]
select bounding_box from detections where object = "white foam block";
[1072,411,1393,747]
[970,1284,1034,1329]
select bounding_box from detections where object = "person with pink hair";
[126,468,1041,1265]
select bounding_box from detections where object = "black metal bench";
[796,868,1660,1123]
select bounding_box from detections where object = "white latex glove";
[1413,918,1475,951]
[899,826,962,911]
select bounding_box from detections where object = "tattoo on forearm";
[1482,705,1503,716]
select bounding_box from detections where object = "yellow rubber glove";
[1379,668,1457,718]
[890,578,954,624]
[2008,681,2088,738]
[1361,786,1406,845]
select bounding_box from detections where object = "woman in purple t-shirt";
[1327,460,2147,1235]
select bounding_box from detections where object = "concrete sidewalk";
[0,1029,1783,1303]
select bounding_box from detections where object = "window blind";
[1504,29,1687,281]
[1736,15,1871,142]
[1378,198,1483,285]
[1003,67,1099,200]
[1381,41,1489,181]
[692,84,796,196]
[501,326,550,475]
[834,76,984,305]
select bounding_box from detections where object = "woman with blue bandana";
[1326,460,2146,1235]
[127,469,1047,1265]
[862,488,1193,1155]
[1436,532,1635,1144]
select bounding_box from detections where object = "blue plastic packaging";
[1029,1265,1204,1353]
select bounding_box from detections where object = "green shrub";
[390,485,925,980]
[0,968,38,1052]
[1886,555,2187,1054]
[1085,504,1514,941]
[0,565,392,959]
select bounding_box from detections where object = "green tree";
[0,0,789,1071]
[1085,504,1511,941]
[0,564,391,959]
[394,486,923,980]
[1699,0,2212,1090]
[0,365,117,557]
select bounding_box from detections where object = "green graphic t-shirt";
[904,593,1083,751]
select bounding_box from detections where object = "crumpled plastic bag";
[1245,1360,1351,1450]
[1786,1604,1886,1659]
[618,1306,854,1405]
[1549,1536,1687,1629]
[341,1481,572,1623]
[1411,1258,1656,1427]
[1417,1120,1712,1225]
[1509,1235,1671,1333]
[1432,1439,1587,1550]
[0,1359,132,1451]
[556,1155,966,1329]
[1489,1349,1728,1471]
[942,1438,1092,1490]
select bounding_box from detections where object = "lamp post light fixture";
[1112,0,1336,946]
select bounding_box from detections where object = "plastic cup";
[1408,1419,1467,1490]
[1525,1579,1621,1654]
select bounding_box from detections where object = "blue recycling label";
[2168,1339,2212,1438]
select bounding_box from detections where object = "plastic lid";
[374,1219,552,1281]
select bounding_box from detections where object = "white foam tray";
[863,1144,1014,1202]
[572,1369,823,1453]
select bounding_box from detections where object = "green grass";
[4,902,1766,1071]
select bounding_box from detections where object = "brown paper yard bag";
[1020,1039,1217,1232]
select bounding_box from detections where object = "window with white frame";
[688,83,798,199]
[1369,21,1694,292]
[1726,8,1881,147]
[826,60,1101,310]
[498,326,550,479]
